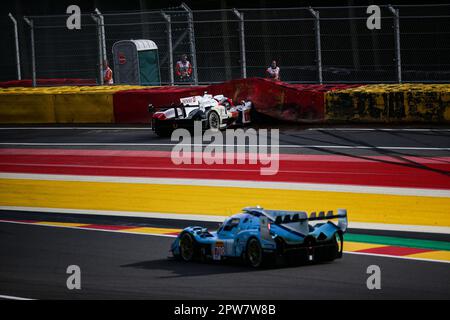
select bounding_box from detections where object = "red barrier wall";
[113,78,363,124]
[206,79,362,122]
[237,80,363,122]
[241,79,326,121]
[114,78,358,123]
[113,86,208,123]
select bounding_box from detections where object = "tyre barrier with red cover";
[113,78,361,124]
[0,86,143,124]
[225,79,361,122]
[325,84,450,122]
[2,79,448,124]
[113,86,209,124]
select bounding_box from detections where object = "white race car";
[149,93,252,137]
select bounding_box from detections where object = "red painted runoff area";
[0,149,449,189]
[356,246,434,256]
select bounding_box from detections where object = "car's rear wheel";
[154,126,171,137]
[334,232,343,258]
[246,238,264,268]
[179,232,197,262]
[208,111,221,131]
[322,232,343,262]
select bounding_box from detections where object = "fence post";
[308,7,323,84]
[23,17,36,87]
[161,12,174,85]
[232,8,247,79]
[181,2,198,85]
[95,9,107,63]
[8,13,21,80]
[388,5,402,83]
[91,14,104,85]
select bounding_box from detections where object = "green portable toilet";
[112,39,161,86]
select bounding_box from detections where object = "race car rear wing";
[149,103,191,119]
[244,207,348,234]
[308,209,348,232]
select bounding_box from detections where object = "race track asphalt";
[0,125,449,299]
[0,125,449,156]
[0,221,449,300]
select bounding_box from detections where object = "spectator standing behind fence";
[175,54,193,82]
[266,60,280,81]
[103,60,114,85]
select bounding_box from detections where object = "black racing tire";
[335,231,344,258]
[323,232,343,262]
[208,111,221,131]
[154,126,171,138]
[245,238,266,268]
[179,232,198,262]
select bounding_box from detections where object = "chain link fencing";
[23,14,99,85]
[398,4,450,82]
[2,16,18,81]
[6,3,450,86]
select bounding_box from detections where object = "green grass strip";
[345,233,450,251]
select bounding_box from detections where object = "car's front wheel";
[179,232,197,262]
[208,111,221,131]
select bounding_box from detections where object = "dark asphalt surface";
[0,125,449,299]
[0,125,449,156]
[0,222,449,299]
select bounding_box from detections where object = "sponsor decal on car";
[213,241,225,260]
[180,96,198,105]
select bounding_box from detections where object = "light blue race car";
[171,206,348,267]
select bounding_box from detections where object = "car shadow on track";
[121,258,255,279]
[121,258,329,279]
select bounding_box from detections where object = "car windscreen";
[222,218,240,232]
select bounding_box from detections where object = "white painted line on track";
[0,127,151,130]
[0,127,449,132]
[0,219,178,239]
[1,206,449,234]
[0,142,449,150]
[344,251,450,264]
[349,222,450,234]
[0,206,227,222]
[307,128,450,132]
[1,172,449,197]
[0,294,35,300]
[1,219,449,264]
